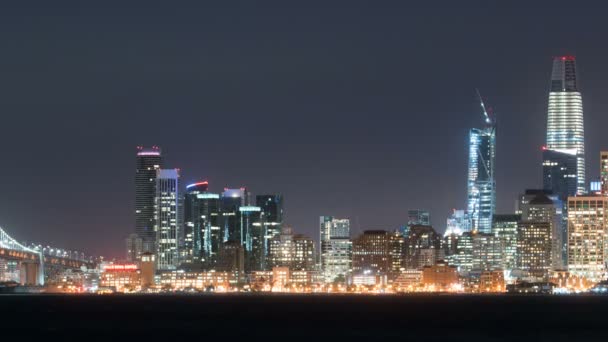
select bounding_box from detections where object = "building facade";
[256,195,283,241]
[155,169,180,271]
[467,97,496,233]
[268,227,315,271]
[352,230,402,279]
[567,196,606,283]
[546,56,585,194]
[135,146,162,257]
[517,221,552,279]
[183,181,209,265]
[320,216,351,283]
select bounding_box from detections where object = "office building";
[467,95,496,233]
[155,169,180,271]
[135,146,162,257]
[518,190,562,269]
[220,188,248,244]
[183,181,209,265]
[404,209,431,235]
[216,241,245,283]
[517,221,552,279]
[405,225,443,269]
[543,148,577,200]
[492,214,520,273]
[256,195,283,240]
[567,195,607,283]
[125,233,142,263]
[471,232,504,272]
[602,152,608,195]
[546,56,586,194]
[320,216,352,283]
[268,227,315,271]
[240,205,264,271]
[352,230,403,280]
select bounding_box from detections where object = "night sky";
[1,1,608,258]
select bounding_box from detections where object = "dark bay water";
[0,294,606,341]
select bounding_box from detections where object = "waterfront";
[1,294,606,340]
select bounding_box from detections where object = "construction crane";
[476,88,492,125]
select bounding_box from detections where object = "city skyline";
[3,2,608,258]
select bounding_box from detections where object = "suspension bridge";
[0,226,94,285]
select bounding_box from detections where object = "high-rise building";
[216,241,245,283]
[268,227,315,271]
[404,209,431,236]
[492,214,520,273]
[542,148,577,200]
[183,181,209,265]
[154,169,180,271]
[135,146,162,257]
[567,195,607,283]
[542,148,577,266]
[320,216,352,283]
[445,209,471,235]
[256,195,283,240]
[405,225,443,269]
[467,95,496,233]
[240,205,265,271]
[518,190,562,269]
[220,188,248,244]
[517,221,552,280]
[445,231,473,274]
[351,230,404,280]
[601,152,608,196]
[546,56,585,194]
[125,233,142,262]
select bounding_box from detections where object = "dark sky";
[1,1,608,258]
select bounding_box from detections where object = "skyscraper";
[220,188,248,244]
[155,168,180,271]
[135,146,162,257]
[568,195,607,283]
[183,181,210,264]
[256,194,283,241]
[546,56,585,194]
[320,216,352,283]
[542,148,577,200]
[352,230,402,279]
[467,94,496,233]
[601,152,608,195]
[240,205,264,271]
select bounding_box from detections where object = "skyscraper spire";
[546,56,585,194]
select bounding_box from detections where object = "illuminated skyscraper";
[256,194,283,240]
[542,148,577,200]
[601,152,608,195]
[183,181,213,265]
[155,168,180,271]
[240,205,264,271]
[467,94,496,233]
[568,195,607,283]
[320,216,352,283]
[135,146,162,257]
[546,56,585,194]
[220,188,249,244]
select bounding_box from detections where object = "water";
[1,294,606,341]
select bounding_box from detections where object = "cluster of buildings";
[79,55,608,294]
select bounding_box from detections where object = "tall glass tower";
[466,94,496,234]
[155,168,180,271]
[135,146,162,257]
[546,56,585,194]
